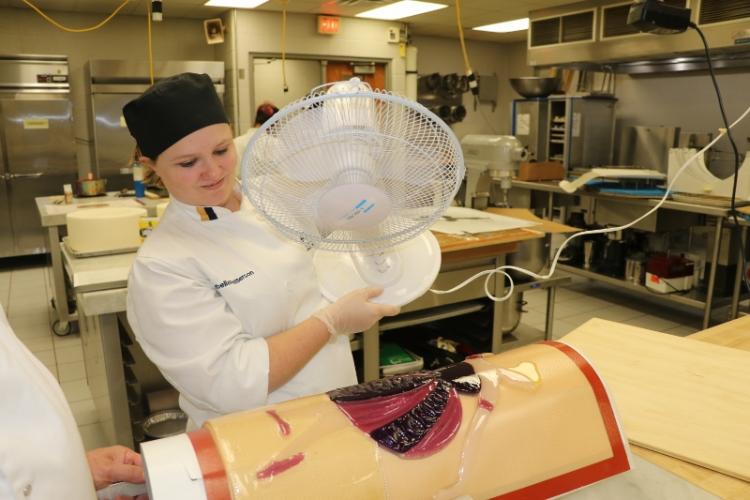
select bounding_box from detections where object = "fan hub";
[317,183,391,231]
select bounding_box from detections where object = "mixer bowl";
[509,77,561,98]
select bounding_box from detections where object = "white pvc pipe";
[141,434,207,500]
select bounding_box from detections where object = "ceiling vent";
[530,10,594,47]
[561,10,595,42]
[530,17,561,46]
[699,0,750,25]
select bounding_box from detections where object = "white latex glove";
[313,287,400,338]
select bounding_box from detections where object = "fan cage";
[240,83,465,253]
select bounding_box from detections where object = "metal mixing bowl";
[142,409,187,439]
[509,77,561,98]
[74,178,107,197]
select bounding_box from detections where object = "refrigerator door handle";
[7,172,43,179]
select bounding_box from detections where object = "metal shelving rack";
[557,264,737,311]
[512,180,748,329]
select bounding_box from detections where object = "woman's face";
[144,123,237,208]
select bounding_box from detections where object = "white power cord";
[430,102,750,302]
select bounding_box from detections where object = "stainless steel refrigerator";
[0,55,76,257]
[86,60,225,191]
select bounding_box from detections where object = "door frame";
[246,52,392,131]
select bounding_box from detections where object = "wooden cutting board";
[432,227,540,253]
[563,318,750,482]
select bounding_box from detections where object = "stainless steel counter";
[61,243,133,292]
[512,180,732,217]
[35,193,166,335]
[512,180,744,328]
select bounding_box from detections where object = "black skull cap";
[123,72,228,159]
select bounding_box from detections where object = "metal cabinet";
[0,55,77,258]
[0,165,12,256]
[547,96,616,173]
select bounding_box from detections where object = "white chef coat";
[0,306,96,499]
[127,188,357,427]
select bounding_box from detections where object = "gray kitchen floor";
[1,262,706,451]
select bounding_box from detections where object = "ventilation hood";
[527,0,750,68]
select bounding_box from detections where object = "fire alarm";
[317,16,340,35]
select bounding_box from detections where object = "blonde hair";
[132,146,165,190]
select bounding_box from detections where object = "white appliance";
[459,135,526,208]
[668,148,750,200]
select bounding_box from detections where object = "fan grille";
[241,84,464,253]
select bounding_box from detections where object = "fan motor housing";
[317,184,392,231]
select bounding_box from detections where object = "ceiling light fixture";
[473,18,529,33]
[355,1,447,21]
[204,0,268,9]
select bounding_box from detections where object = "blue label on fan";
[342,199,375,221]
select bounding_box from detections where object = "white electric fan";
[240,79,464,306]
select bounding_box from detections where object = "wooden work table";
[435,227,540,261]
[631,316,750,499]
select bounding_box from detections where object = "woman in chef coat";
[0,305,146,499]
[123,73,399,429]
[233,101,278,175]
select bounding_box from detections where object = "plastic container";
[645,272,693,293]
[63,183,73,204]
[132,161,145,198]
[380,342,423,376]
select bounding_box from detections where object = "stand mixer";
[459,135,527,208]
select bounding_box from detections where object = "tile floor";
[2,261,709,451]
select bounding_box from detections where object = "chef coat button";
[23,484,32,496]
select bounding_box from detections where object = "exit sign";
[318,16,340,35]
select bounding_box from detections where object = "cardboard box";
[517,161,565,182]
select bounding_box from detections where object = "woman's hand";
[86,445,145,494]
[313,287,400,337]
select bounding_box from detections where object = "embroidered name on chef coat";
[214,270,255,289]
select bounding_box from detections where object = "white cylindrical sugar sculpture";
[66,207,147,254]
